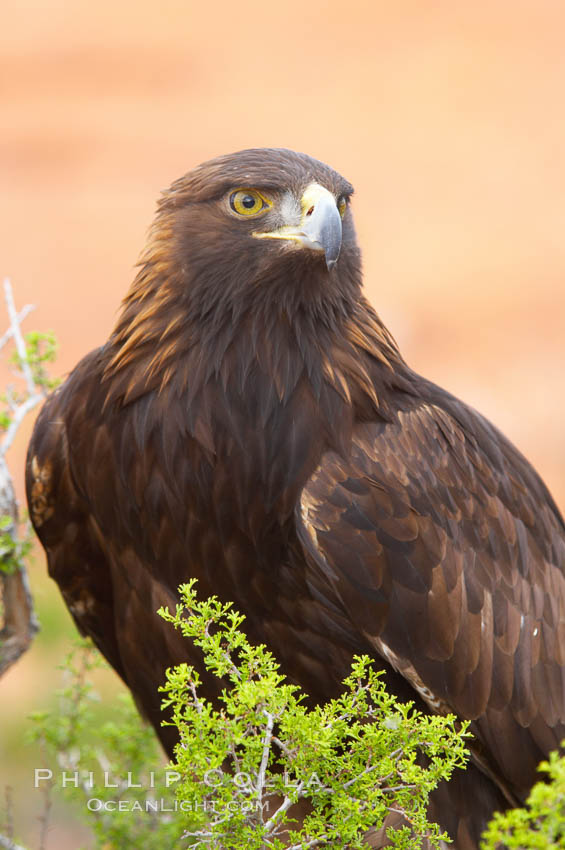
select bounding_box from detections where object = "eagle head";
[106,149,392,412]
[135,148,362,314]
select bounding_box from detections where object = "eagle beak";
[253,183,343,271]
[299,184,342,270]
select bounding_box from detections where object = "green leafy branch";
[481,747,565,850]
[158,581,471,850]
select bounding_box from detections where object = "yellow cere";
[229,188,271,217]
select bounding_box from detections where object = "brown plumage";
[26,148,565,848]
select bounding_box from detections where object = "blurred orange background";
[1,0,564,846]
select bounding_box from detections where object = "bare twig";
[381,784,417,794]
[285,837,328,850]
[1,393,43,456]
[256,711,274,820]
[188,676,204,715]
[0,304,34,354]
[262,780,304,835]
[1,280,45,456]
[3,279,35,397]
[37,778,52,850]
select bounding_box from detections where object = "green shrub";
[481,748,565,850]
[25,581,470,849]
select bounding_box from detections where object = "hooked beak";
[254,183,343,271]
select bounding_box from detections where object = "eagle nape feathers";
[26,148,565,849]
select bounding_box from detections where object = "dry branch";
[0,278,41,678]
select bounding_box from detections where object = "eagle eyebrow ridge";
[168,181,284,206]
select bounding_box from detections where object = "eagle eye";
[337,195,348,218]
[229,189,270,218]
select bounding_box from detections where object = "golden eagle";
[26,149,565,848]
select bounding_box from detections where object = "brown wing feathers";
[297,400,565,801]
